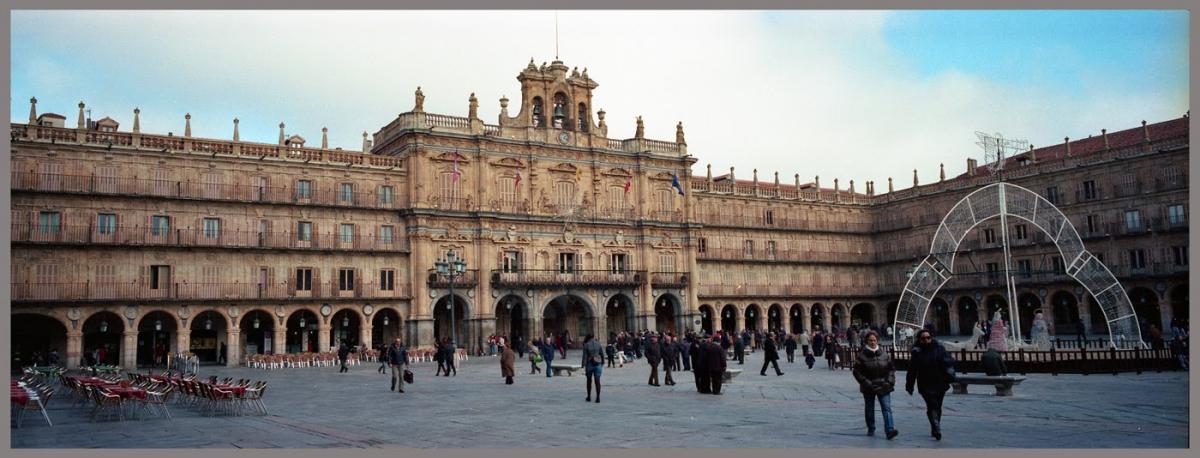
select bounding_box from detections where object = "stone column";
[318,322,332,352]
[948,303,961,335]
[273,328,287,355]
[416,319,434,349]
[66,331,83,369]
[360,326,373,350]
[801,306,812,333]
[1158,298,1174,335]
[122,330,138,370]
[176,328,191,356]
[1076,297,1091,335]
[225,329,241,367]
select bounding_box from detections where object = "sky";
[9,10,1189,189]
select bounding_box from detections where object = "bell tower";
[499,58,601,137]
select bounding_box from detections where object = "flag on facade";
[451,151,462,183]
[623,176,631,194]
[575,164,582,182]
[671,173,684,195]
[514,171,522,188]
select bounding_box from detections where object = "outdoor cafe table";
[104,387,147,400]
[213,384,245,396]
[149,374,182,383]
[72,376,120,387]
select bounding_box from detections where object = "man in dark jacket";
[337,342,351,373]
[661,334,677,386]
[679,334,692,371]
[645,334,662,386]
[784,334,797,363]
[387,338,409,393]
[540,339,555,378]
[905,329,955,441]
[759,334,784,376]
[691,336,709,393]
[981,348,1007,376]
[1074,318,1086,347]
[704,338,727,395]
[812,330,825,358]
[733,333,746,365]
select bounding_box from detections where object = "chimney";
[729,166,735,182]
[752,169,759,187]
[967,158,978,176]
[888,177,894,193]
[706,164,712,182]
[77,101,86,129]
[278,122,286,145]
[1142,120,1150,142]
[1102,129,1109,149]
[794,173,800,189]
[362,131,370,152]
[1064,137,1070,157]
[913,169,919,187]
[849,179,855,194]
[833,178,839,193]
[774,171,780,189]
[1028,145,1035,163]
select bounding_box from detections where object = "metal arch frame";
[892,182,1144,348]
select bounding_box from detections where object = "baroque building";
[9,59,1189,369]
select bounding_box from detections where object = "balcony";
[427,269,479,289]
[651,272,689,289]
[11,172,409,210]
[1112,182,1142,198]
[489,269,645,289]
[11,223,409,253]
[11,281,411,302]
[697,248,872,264]
[1154,175,1188,192]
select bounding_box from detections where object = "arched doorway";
[1129,287,1161,339]
[1050,291,1079,335]
[12,314,67,369]
[699,304,715,334]
[929,298,951,336]
[789,304,804,334]
[810,303,826,332]
[886,301,898,330]
[744,304,762,331]
[1170,285,1188,322]
[721,305,738,333]
[830,303,846,332]
[433,294,469,347]
[543,295,594,345]
[372,308,403,347]
[239,309,275,355]
[286,309,320,353]
[189,311,227,363]
[655,294,682,334]
[136,311,177,368]
[1017,292,1041,340]
[767,304,784,331]
[495,295,529,343]
[606,295,636,336]
[330,309,362,348]
[850,303,874,328]
[1086,294,1104,335]
[956,297,978,335]
[83,311,124,366]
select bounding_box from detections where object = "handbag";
[533,353,543,364]
[403,369,414,384]
[834,354,841,364]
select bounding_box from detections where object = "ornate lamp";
[99,319,108,333]
[155,319,162,331]
[205,318,212,330]
[383,315,389,326]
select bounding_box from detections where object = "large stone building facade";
[10,59,1189,369]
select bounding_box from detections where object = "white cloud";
[11,10,1188,189]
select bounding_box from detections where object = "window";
[985,262,1000,282]
[606,186,625,211]
[37,211,61,234]
[380,226,395,244]
[149,265,170,290]
[983,228,996,244]
[656,189,673,213]
[379,185,395,205]
[202,173,223,199]
[96,166,117,193]
[297,222,313,241]
[1172,246,1188,266]
[1046,186,1060,204]
[153,169,172,195]
[555,181,576,208]
[1082,180,1097,200]
[439,173,461,203]
[1014,224,1027,240]
[1128,249,1146,270]
[697,237,707,254]
[500,177,518,206]
[766,241,777,258]
[151,216,170,236]
[502,251,522,273]
[380,269,395,291]
[577,103,589,132]
[610,253,628,274]
[1016,259,1032,277]
[35,264,58,285]
[1168,204,1187,225]
[743,240,754,257]
[296,180,313,199]
[338,269,356,291]
[1052,256,1065,274]
[202,218,221,239]
[339,183,354,203]
[96,265,116,285]
[295,268,313,291]
[658,252,676,272]
[558,253,577,274]
[97,213,117,235]
[765,210,775,225]
[1086,214,1100,234]
[1124,210,1142,231]
[339,224,354,243]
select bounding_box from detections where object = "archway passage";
[1017,293,1042,339]
[1129,287,1161,340]
[1050,291,1079,335]
[433,295,469,347]
[721,305,738,333]
[892,182,1144,346]
[789,304,804,334]
[767,304,784,331]
[655,294,682,334]
[286,309,320,353]
[1170,285,1188,322]
[928,299,951,336]
[12,314,67,369]
[1087,294,1104,335]
[330,309,362,348]
[372,308,403,348]
[956,297,978,336]
[239,310,275,355]
[810,304,826,332]
[495,295,528,343]
[137,311,177,368]
[851,303,874,328]
[189,311,227,363]
[543,295,593,346]
[83,311,124,366]
[605,295,635,336]
[830,303,846,332]
[699,305,715,334]
[744,304,762,331]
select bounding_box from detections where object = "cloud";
[11,10,1188,188]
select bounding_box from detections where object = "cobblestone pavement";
[11,349,1188,448]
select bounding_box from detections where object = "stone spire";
[706,164,712,182]
[597,109,606,130]
[834,178,839,193]
[414,86,425,112]
[774,171,780,188]
[362,131,370,152]
[468,92,479,119]
[133,107,141,133]
[77,101,86,129]
[794,173,800,189]
[752,169,758,186]
[233,118,240,141]
[1102,129,1109,149]
[184,113,192,137]
[499,95,509,118]
[635,116,645,138]
[849,179,855,194]
[815,175,820,191]
[278,122,286,145]
[888,177,894,193]
[1142,120,1149,142]
[322,127,329,149]
[939,163,945,182]
[867,181,873,196]
[676,122,686,145]
[28,97,37,124]
[729,167,735,182]
[1028,144,1035,163]
[913,169,919,186]
[1064,137,1070,157]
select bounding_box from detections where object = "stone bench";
[550,363,583,377]
[952,374,1026,396]
[722,369,743,383]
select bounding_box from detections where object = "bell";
[532,104,542,115]
[553,104,565,120]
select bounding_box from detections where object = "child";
[605,341,617,368]
[804,351,816,370]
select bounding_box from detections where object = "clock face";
[321,305,332,316]
[558,132,570,144]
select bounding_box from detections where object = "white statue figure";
[1030,311,1052,350]
[987,311,1008,351]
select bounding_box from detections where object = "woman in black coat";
[824,334,839,370]
[852,331,897,439]
[905,328,955,441]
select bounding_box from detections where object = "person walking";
[218,342,227,365]
[445,339,458,376]
[972,321,986,350]
[678,334,691,371]
[760,334,784,376]
[824,334,839,370]
[853,331,898,439]
[799,330,811,357]
[540,338,556,378]
[387,338,409,393]
[645,333,662,386]
[812,330,824,358]
[605,336,617,368]
[662,334,677,386]
[435,339,447,376]
[804,350,816,370]
[784,334,797,363]
[905,329,956,441]
[377,343,390,374]
[338,341,351,373]
[733,333,746,365]
[704,336,727,395]
[582,334,605,403]
[1074,318,1087,347]
[529,339,543,374]
[560,330,571,358]
[691,335,709,393]
[500,343,516,385]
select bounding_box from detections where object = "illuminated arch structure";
[893,182,1143,348]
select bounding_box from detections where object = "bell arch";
[893,182,1142,347]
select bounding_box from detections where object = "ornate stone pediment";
[602,167,633,178]
[431,223,471,242]
[602,230,635,248]
[489,157,525,168]
[549,162,582,175]
[651,232,682,249]
[650,171,675,181]
[492,226,531,244]
[431,151,469,163]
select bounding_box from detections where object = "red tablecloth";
[104,387,146,400]
[149,374,182,383]
[72,376,118,386]
[11,389,30,406]
[212,384,245,396]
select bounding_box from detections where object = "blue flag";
[671,173,684,195]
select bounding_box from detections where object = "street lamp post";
[435,249,468,349]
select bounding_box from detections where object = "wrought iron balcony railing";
[490,269,645,288]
